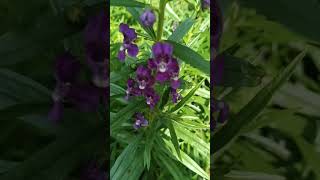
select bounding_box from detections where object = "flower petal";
[127,43,139,57]
[117,50,126,61]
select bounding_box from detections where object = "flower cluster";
[125,42,181,109]
[48,10,107,123]
[133,113,149,130]
[118,23,139,61]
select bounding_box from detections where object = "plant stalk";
[156,0,167,41]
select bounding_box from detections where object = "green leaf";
[111,136,144,180]
[174,124,209,156]
[110,83,126,96]
[166,40,210,75]
[110,0,147,7]
[0,69,50,109]
[224,170,285,180]
[215,54,265,87]
[170,78,205,113]
[110,99,145,133]
[238,0,320,43]
[154,148,187,180]
[0,121,102,180]
[165,120,181,160]
[213,51,306,155]
[168,18,194,42]
[158,137,209,179]
[0,160,18,174]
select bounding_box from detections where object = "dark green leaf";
[110,0,147,7]
[213,51,306,155]
[167,40,210,75]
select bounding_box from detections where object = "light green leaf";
[110,0,147,7]
[168,18,194,42]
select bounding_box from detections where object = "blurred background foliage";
[110,0,211,179]
[0,0,106,179]
[214,0,320,179]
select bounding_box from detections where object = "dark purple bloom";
[49,53,81,122]
[202,0,210,10]
[85,10,108,88]
[140,9,156,27]
[133,113,149,129]
[55,52,81,83]
[148,42,180,87]
[210,98,229,132]
[212,55,224,85]
[136,65,155,90]
[67,84,101,112]
[118,23,139,61]
[144,88,160,109]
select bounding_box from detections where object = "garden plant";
[110,0,210,179]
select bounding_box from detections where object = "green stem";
[156,0,167,41]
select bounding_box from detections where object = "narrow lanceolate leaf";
[110,83,126,96]
[165,120,181,160]
[213,51,306,154]
[168,18,194,42]
[167,40,210,75]
[0,160,18,174]
[238,0,320,43]
[154,148,187,180]
[110,0,147,7]
[110,99,145,133]
[170,78,205,113]
[174,125,209,156]
[0,69,50,110]
[224,170,285,180]
[158,138,209,179]
[215,54,265,87]
[110,136,143,180]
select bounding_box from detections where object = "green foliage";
[110,0,210,179]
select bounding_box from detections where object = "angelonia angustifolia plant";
[111,0,210,179]
[118,12,182,129]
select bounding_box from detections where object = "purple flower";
[210,98,230,130]
[202,0,210,10]
[85,10,108,88]
[55,52,81,83]
[170,88,181,103]
[49,52,81,122]
[133,113,149,129]
[118,23,139,61]
[136,65,155,90]
[49,52,102,123]
[212,54,224,85]
[67,84,101,112]
[125,78,140,100]
[148,42,180,87]
[140,9,156,27]
[144,88,160,109]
